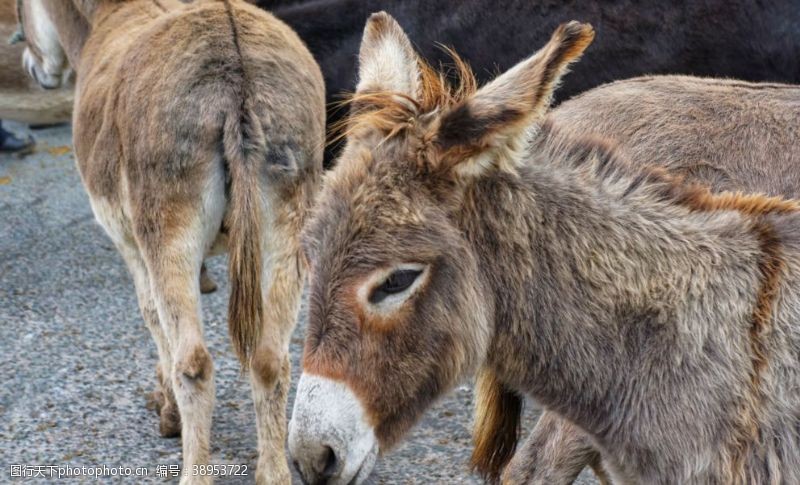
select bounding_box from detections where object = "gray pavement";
[0,122,599,484]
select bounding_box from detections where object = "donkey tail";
[471,366,523,483]
[222,109,264,367]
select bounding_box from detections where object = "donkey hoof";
[159,404,181,438]
[255,462,290,485]
[179,474,213,485]
[200,264,217,294]
[145,389,165,415]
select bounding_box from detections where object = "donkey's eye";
[369,269,423,304]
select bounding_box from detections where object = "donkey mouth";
[23,51,62,90]
[32,69,62,90]
[348,449,378,485]
[292,439,378,485]
[38,79,60,90]
[289,373,380,485]
[341,444,378,485]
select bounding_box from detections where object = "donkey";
[287,12,800,484]
[15,0,324,482]
[0,0,73,125]
[265,0,800,164]
[505,75,800,484]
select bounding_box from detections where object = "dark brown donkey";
[15,0,324,483]
[288,12,800,485]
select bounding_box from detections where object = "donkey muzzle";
[289,373,379,485]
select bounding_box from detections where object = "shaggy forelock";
[332,49,477,147]
[306,149,435,267]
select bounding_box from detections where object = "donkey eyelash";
[357,263,429,314]
[369,268,424,304]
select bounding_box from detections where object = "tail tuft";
[223,110,264,367]
[471,367,522,483]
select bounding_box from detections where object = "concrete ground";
[0,122,599,484]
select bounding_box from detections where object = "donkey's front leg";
[250,252,304,484]
[502,410,611,485]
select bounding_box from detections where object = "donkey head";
[288,12,593,484]
[13,0,69,89]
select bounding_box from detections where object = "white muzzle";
[289,374,379,484]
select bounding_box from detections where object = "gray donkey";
[287,13,800,485]
[505,75,800,484]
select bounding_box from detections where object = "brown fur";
[499,75,800,485]
[330,20,795,480]
[332,47,476,147]
[535,125,800,215]
[472,367,523,483]
[337,22,596,174]
[480,121,799,485]
[2,0,34,88]
[434,23,594,167]
[500,411,610,485]
[531,126,797,482]
[222,96,265,366]
[291,13,800,484]
[154,364,181,437]
[199,263,217,294]
[177,344,213,382]
[551,76,800,200]
[17,0,324,482]
[728,219,783,481]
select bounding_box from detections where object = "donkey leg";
[251,353,291,485]
[250,250,304,485]
[118,243,181,438]
[143,237,215,485]
[502,410,604,485]
[199,262,217,294]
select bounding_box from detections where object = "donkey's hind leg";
[118,243,182,438]
[199,263,217,294]
[138,217,218,484]
[250,246,305,484]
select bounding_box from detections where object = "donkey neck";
[461,128,776,440]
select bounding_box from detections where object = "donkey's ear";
[356,12,420,98]
[432,21,594,173]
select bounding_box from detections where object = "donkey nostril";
[320,445,338,479]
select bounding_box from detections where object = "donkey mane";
[340,44,800,221]
[333,49,477,143]
[532,121,800,217]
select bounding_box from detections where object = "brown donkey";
[505,76,800,484]
[288,12,800,484]
[16,0,324,482]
